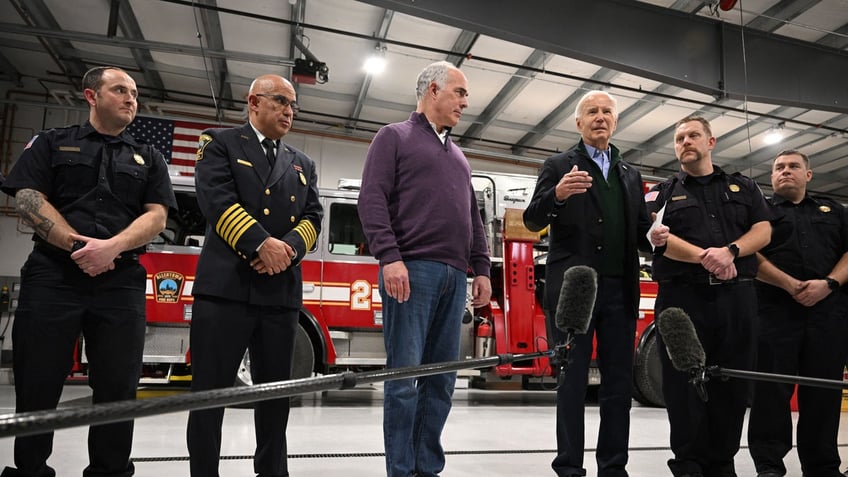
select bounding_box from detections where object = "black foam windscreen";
[554,266,597,334]
[656,307,706,372]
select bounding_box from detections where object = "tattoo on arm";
[16,189,54,241]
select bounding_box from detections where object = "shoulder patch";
[196,134,213,161]
[645,191,659,202]
[24,135,39,150]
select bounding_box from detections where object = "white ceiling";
[1,0,846,198]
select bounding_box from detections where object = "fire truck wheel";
[235,323,316,387]
[632,330,665,407]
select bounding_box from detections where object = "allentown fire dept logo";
[154,271,185,303]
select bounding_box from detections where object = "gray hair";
[415,61,454,101]
[574,90,618,119]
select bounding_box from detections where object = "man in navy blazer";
[187,74,322,477]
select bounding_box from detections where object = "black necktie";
[262,138,276,166]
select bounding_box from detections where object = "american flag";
[126,117,219,174]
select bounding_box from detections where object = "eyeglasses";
[255,93,300,113]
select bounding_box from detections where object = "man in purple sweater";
[358,60,492,477]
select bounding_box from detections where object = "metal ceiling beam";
[621,97,745,170]
[817,22,848,50]
[107,0,120,38]
[713,106,809,157]
[732,114,848,170]
[745,0,823,32]
[289,0,303,61]
[195,0,235,110]
[9,0,89,87]
[112,0,167,100]
[355,0,848,114]
[749,138,848,197]
[0,34,254,88]
[615,84,685,135]
[0,22,295,67]
[445,30,478,68]
[512,68,621,156]
[668,0,709,14]
[624,0,842,179]
[348,8,394,128]
[460,49,551,147]
[0,49,22,86]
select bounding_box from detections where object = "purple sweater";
[358,112,490,277]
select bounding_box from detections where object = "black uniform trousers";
[657,281,757,477]
[2,249,145,477]
[748,291,848,477]
[548,276,634,477]
[186,295,298,477]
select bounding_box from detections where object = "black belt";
[34,242,139,263]
[659,275,754,287]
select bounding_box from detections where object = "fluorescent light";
[364,55,386,75]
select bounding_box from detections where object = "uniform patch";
[671,195,687,201]
[196,134,213,162]
[820,205,832,213]
[58,146,81,152]
[133,153,145,165]
[728,184,740,192]
[644,191,659,202]
[299,172,307,185]
[293,164,303,172]
[154,271,185,303]
[24,135,38,150]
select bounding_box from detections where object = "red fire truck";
[79,171,665,406]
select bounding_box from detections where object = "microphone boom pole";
[707,366,848,390]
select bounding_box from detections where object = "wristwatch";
[726,243,740,258]
[825,277,840,291]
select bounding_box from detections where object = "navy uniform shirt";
[646,166,772,281]
[759,193,848,287]
[1,121,177,253]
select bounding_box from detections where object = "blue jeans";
[381,260,467,477]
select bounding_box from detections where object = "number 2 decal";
[350,280,371,310]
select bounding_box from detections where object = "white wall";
[0,100,541,276]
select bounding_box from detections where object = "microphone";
[656,307,708,401]
[555,265,596,334]
[552,266,597,388]
[658,308,848,394]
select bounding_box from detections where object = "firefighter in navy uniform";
[0,66,175,477]
[646,116,772,477]
[186,74,322,477]
[748,150,848,477]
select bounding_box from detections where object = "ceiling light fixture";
[364,46,387,75]
[763,122,785,145]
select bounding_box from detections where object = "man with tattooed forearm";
[0,66,176,477]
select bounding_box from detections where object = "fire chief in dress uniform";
[186,74,322,477]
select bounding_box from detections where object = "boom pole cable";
[0,351,551,439]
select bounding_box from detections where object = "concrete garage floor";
[0,382,846,476]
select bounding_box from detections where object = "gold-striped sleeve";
[215,203,257,250]
[293,219,318,250]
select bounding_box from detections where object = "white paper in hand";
[647,204,666,251]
